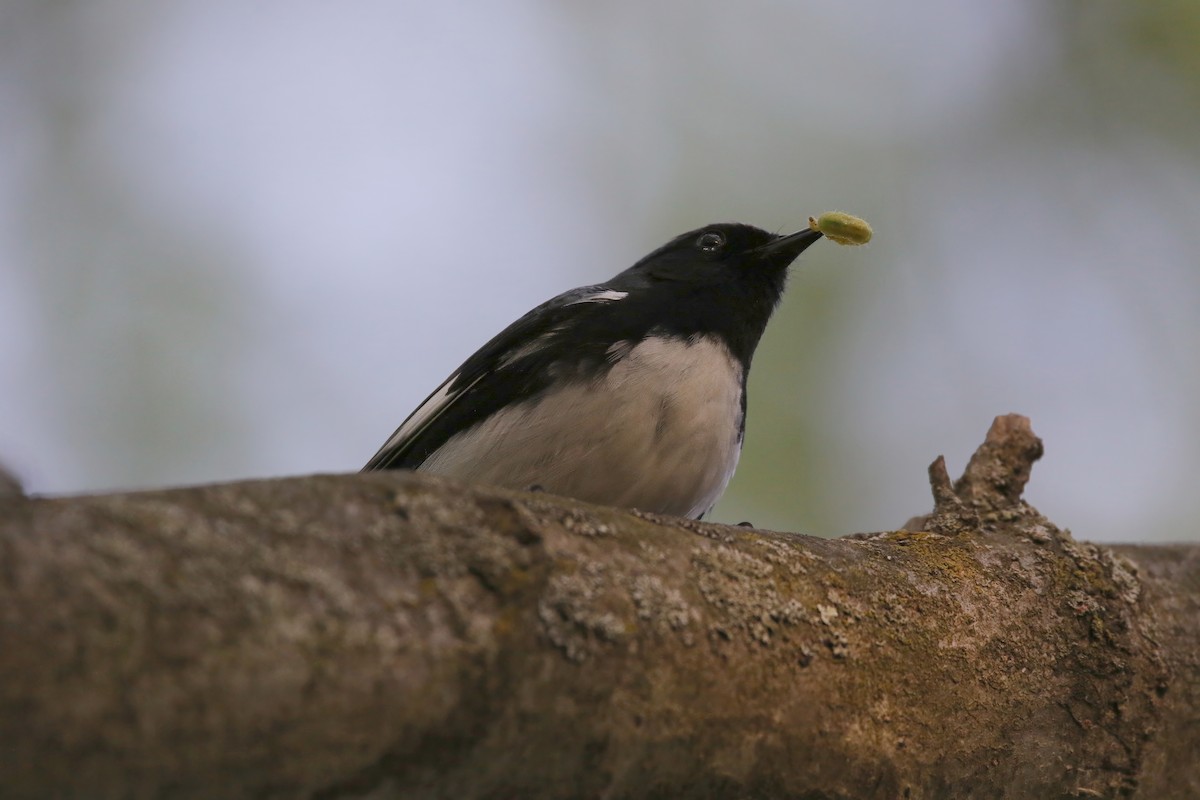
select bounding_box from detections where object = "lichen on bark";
[0,415,1196,799]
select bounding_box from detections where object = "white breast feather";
[419,335,744,518]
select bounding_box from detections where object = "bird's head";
[615,223,822,288]
[605,223,824,363]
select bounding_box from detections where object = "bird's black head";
[605,222,824,366]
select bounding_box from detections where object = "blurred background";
[1,1,1197,542]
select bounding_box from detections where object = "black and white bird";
[364,222,825,519]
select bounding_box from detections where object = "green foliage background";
[1,2,1197,542]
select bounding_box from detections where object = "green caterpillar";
[809,212,872,246]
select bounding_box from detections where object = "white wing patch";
[499,326,564,367]
[369,371,484,463]
[368,286,626,469]
[605,340,634,363]
[499,291,626,367]
[566,289,627,305]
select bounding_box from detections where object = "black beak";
[753,228,823,267]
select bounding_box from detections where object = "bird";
[363,222,825,519]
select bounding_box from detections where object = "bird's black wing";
[362,285,628,471]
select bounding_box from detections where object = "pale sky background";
[1,1,1197,542]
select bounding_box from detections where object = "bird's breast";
[419,334,745,518]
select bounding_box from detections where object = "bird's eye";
[697,231,725,251]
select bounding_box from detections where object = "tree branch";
[1,415,1196,799]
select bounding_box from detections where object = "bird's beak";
[753,228,823,268]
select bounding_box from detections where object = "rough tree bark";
[0,415,1196,799]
